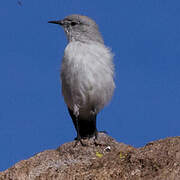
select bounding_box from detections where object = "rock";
[0,133,180,180]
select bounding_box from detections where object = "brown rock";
[0,133,180,180]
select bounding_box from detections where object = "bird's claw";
[73,137,86,147]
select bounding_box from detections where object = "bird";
[48,14,115,145]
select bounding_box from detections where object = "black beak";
[48,20,63,25]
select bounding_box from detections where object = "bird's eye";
[71,21,77,26]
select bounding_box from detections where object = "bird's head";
[48,14,104,44]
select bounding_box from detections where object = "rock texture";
[1,133,180,180]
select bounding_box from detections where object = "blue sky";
[0,0,180,171]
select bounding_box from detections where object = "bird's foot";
[93,131,100,146]
[93,131,108,146]
[74,137,86,147]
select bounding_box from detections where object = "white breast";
[61,41,115,117]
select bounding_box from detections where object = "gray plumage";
[48,15,115,144]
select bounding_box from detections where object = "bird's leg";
[67,107,86,146]
[90,110,98,139]
[93,116,98,140]
[73,115,86,147]
[91,109,106,147]
[73,105,86,147]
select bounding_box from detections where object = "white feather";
[61,41,115,119]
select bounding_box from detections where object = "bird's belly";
[61,64,114,115]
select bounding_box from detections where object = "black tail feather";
[68,108,97,139]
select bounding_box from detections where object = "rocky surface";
[0,133,180,180]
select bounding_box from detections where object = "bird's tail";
[68,108,97,139]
